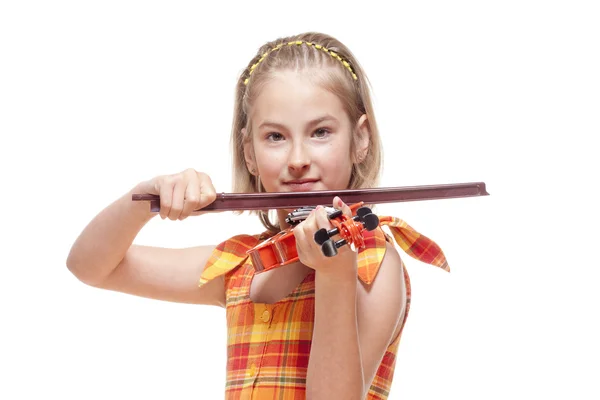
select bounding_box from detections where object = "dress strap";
[378,215,450,272]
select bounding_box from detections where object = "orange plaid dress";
[198,216,449,399]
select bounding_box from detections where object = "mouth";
[282,179,320,191]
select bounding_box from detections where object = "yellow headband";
[243,40,358,85]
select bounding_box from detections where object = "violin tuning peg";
[356,206,371,218]
[314,228,330,245]
[327,209,343,220]
[321,238,348,257]
[321,239,338,257]
[313,226,340,246]
[362,213,380,231]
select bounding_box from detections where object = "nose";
[288,141,310,173]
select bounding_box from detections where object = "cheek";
[319,140,353,166]
[255,147,285,173]
[317,142,354,185]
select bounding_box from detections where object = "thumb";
[333,196,352,217]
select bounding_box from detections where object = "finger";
[303,206,320,230]
[180,188,200,220]
[191,173,217,215]
[181,179,201,220]
[293,221,307,255]
[168,177,185,220]
[158,177,174,220]
[315,205,333,230]
[333,196,352,217]
[200,173,217,208]
[305,208,330,257]
[294,207,317,242]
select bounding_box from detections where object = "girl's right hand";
[136,168,217,221]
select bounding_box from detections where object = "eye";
[313,128,331,138]
[266,132,284,142]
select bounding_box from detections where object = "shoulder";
[376,241,405,293]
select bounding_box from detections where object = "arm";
[307,263,363,398]
[356,242,406,394]
[307,241,406,399]
[66,174,225,306]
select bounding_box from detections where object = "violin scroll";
[314,206,380,257]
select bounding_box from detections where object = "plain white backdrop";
[1,1,599,399]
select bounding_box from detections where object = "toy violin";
[247,202,381,272]
[132,182,489,273]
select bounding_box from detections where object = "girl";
[67,32,448,399]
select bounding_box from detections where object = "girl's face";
[244,70,369,194]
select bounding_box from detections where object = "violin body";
[248,230,300,273]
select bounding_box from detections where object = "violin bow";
[131,182,489,212]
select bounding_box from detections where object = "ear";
[242,128,258,175]
[355,114,371,163]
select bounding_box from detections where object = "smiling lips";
[283,179,319,191]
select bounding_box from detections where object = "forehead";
[250,70,349,127]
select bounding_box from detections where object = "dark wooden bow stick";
[131,182,489,212]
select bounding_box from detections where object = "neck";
[276,209,293,231]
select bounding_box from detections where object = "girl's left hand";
[293,196,358,277]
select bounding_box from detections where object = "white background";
[1,1,599,399]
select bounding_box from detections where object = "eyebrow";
[257,115,339,131]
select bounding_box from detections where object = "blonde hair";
[230,32,383,232]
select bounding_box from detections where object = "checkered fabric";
[198,216,449,399]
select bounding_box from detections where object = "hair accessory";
[243,40,358,85]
